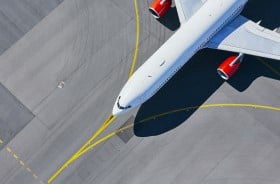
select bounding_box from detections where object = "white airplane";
[112,0,280,116]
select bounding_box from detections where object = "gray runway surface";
[0,0,279,184]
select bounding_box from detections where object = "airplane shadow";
[157,7,180,31]
[134,49,279,137]
[228,55,280,92]
[134,50,224,137]
[134,0,280,137]
[242,0,280,29]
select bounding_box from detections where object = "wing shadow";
[242,0,280,29]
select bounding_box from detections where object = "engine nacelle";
[149,0,172,19]
[217,55,242,80]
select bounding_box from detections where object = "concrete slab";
[0,0,131,112]
[33,18,149,129]
[0,83,34,149]
[0,0,63,54]
[0,117,48,184]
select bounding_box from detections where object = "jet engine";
[149,0,172,19]
[217,54,244,80]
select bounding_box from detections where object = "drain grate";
[116,116,135,143]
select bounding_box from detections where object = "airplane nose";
[112,104,123,116]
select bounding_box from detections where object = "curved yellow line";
[78,103,280,157]
[48,115,116,184]
[200,103,280,111]
[129,0,140,78]
[75,124,134,158]
[48,1,141,182]
[139,103,280,123]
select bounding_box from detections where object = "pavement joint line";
[3,146,45,184]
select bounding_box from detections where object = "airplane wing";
[174,0,207,23]
[207,15,280,60]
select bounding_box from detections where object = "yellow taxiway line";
[75,103,280,159]
[48,115,116,184]
[48,103,280,184]
[75,124,134,159]
[129,0,140,78]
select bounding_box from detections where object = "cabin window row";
[196,5,243,52]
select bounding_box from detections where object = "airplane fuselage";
[113,0,248,115]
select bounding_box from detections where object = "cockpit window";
[117,96,131,110]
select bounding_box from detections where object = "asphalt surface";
[0,0,279,184]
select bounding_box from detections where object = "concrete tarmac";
[0,0,63,54]
[0,0,279,184]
